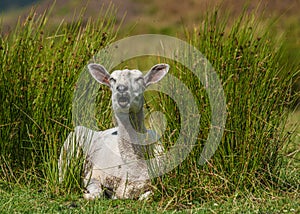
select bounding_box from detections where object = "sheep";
[59,63,169,200]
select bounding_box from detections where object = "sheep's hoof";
[111,195,118,200]
[138,191,153,201]
[83,189,102,200]
[83,192,99,200]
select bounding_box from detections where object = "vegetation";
[0,6,117,189]
[148,11,299,208]
[0,3,299,213]
[0,185,299,213]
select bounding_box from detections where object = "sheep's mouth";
[118,96,130,108]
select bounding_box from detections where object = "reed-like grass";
[149,11,299,206]
[0,5,298,208]
[0,6,117,191]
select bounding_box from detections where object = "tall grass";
[0,5,298,207]
[0,6,117,190]
[149,11,298,206]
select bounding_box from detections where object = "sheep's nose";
[116,84,128,93]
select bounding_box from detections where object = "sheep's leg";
[83,178,103,200]
[138,190,153,200]
[115,179,151,199]
[114,180,128,199]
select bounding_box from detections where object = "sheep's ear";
[144,64,169,87]
[88,63,111,87]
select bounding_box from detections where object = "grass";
[0,3,299,213]
[0,5,118,190]
[145,11,299,207]
[0,184,299,213]
[285,110,300,169]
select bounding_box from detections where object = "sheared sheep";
[59,63,169,200]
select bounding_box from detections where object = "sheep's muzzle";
[117,95,130,108]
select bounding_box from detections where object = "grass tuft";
[0,5,117,192]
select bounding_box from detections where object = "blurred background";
[1,0,299,102]
[1,0,299,38]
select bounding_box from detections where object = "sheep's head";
[88,63,169,114]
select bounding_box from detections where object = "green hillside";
[1,0,299,71]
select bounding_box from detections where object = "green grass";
[285,110,300,170]
[0,184,299,213]
[0,3,299,213]
[0,5,118,191]
[144,11,299,206]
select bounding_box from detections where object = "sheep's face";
[109,69,145,113]
[88,63,169,114]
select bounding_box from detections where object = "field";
[0,185,299,213]
[0,0,299,213]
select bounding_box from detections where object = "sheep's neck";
[116,109,147,160]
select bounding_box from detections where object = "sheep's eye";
[109,78,116,83]
[135,77,144,82]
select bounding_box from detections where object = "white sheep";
[59,63,169,200]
